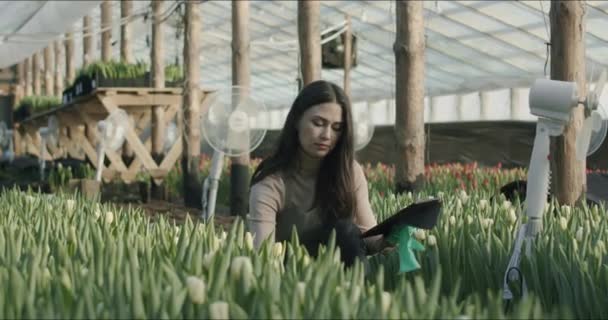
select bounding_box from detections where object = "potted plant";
[72,60,150,98]
[13,95,62,122]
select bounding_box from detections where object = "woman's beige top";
[248,154,382,251]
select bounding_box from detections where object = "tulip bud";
[209,301,229,319]
[105,211,114,224]
[576,227,584,242]
[559,217,568,231]
[186,276,207,304]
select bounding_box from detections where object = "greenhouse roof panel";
[2,0,608,109]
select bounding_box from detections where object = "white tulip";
[351,285,361,303]
[459,189,468,202]
[209,301,229,319]
[203,251,215,269]
[479,199,488,210]
[576,227,584,242]
[507,209,518,224]
[381,291,391,314]
[481,218,494,228]
[186,276,207,304]
[414,229,426,241]
[437,191,445,198]
[302,255,310,267]
[559,217,568,230]
[273,242,284,258]
[456,199,463,209]
[502,200,512,210]
[427,235,437,246]
[230,256,254,293]
[466,215,474,225]
[244,232,254,251]
[449,215,456,226]
[296,282,306,304]
[105,211,114,224]
[561,205,571,217]
[65,199,76,215]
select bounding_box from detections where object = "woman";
[248,80,384,266]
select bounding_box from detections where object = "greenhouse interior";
[0,0,607,318]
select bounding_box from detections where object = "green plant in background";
[15,95,62,112]
[76,60,149,80]
[74,163,96,180]
[165,64,183,83]
[48,163,73,191]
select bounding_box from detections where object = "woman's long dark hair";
[251,80,356,220]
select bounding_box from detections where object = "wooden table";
[14,87,214,184]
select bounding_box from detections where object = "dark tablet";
[361,198,442,238]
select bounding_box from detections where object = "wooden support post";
[15,62,25,107]
[83,16,94,67]
[549,1,587,205]
[101,0,113,62]
[343,14,352,98]
[65,32,76,85]
[54,41,63,97]
[121,0,134,63]
[230,0,251,218]
[33,52,41,96]
[182,0,202,209]
[151,0,166,199]
[24,57,32,97]
[393,1,425,193]
[297,0,321,86]
[44,46,54,96]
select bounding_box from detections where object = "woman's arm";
[352,162,385,254]
[248,175,285,249]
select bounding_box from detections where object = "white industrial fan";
[0,121,14,162]
[94,109,129,182]
[38,116,59,181]
[200,86,268,219]
[138,119,179,154]
[576,69,608,160]
[352,102,375,152]
[503,69,608,303]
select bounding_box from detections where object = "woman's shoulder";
[352,160,366,178]
[352,160,368,189]
[251,172,286,197]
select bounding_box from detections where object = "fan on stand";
[353,102,375,152]
[576,69,608,160]
[200,86,268,219]
[0,121,14,162]
[94,109,129,182]
[502,69,608,304]
[38,116,59,181]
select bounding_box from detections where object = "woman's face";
[297,102,344,158]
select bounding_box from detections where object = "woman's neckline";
[295,148,322,177]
